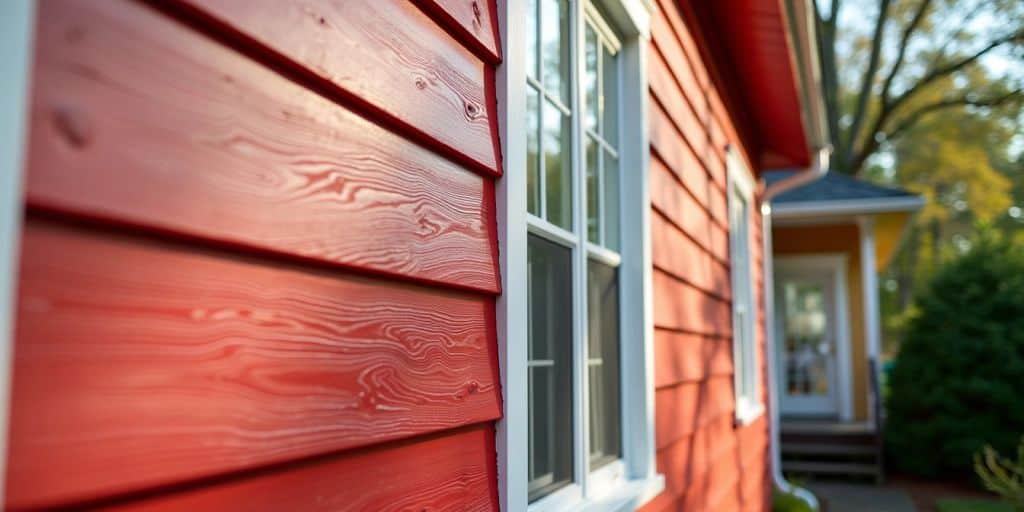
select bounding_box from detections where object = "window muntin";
[525,0,624,504]
[728,151,760,420]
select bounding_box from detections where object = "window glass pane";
[526,0,538,79]
[527,87,541,216]
[586,136,599,244]
[541,0,570,105]
[543,100,572,230]
[588,259,622,468]
[603,150,619,251]
[601,44,618,147]
[584,23,599,133]
[528,235,574,502]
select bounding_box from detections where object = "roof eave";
[773,196,926,219]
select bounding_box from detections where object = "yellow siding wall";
[773,224,868,421]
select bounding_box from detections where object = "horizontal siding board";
[652,269,731,336]
[28,0,499,294]
[415,0,501,64]
[652,0,748,177]
[654,330,732,389]
[651,212,729,300]
[654,375,735,450]
[103,425,499,512]
[7,220,501,509]
[177,0,501,176]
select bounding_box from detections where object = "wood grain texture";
[176,0,501,176]
[6,219,501,509]
[99,425,500,512]
[415,0,501,64]
[27,0,499,294]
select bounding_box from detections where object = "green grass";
[935,498,1015,512]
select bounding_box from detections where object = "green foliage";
[975,436,1024,511]
[772,489,816,512]
[886,233,1024,478]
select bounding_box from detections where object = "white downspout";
[762,147,830,511]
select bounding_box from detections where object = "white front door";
[775,258,849,418]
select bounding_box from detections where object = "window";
[496,0,663,509]
[727,148,763,424]
[524,0,625,504]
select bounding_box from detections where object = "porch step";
[781,442,877,456]
[783,461,880,477]
[781,423,883,483]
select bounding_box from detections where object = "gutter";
[761,147,830,511]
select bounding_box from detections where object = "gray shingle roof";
[764,170,916,203]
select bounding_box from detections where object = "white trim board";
[0,0,35,503]
[774,254,854,422]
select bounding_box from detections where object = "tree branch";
[880,0,933,105]
[886,90,1023,141]
[849,89,1023,175]
[844,0,893,170]
[888,29,1024,115]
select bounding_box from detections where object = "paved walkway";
[808,482,917,512]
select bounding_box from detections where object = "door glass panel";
[782,281,831,396]
[528,235,574,502]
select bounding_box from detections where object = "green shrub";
[886,234,1024,478]
[772,489,815,512]
[975,436,1024,511]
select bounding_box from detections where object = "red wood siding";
[7,0,502,510]
[640,0,772,510]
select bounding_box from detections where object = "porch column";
[858,216,881,425]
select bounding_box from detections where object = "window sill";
[734,400,766,427]
[538,474,665,512]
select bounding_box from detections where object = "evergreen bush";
[886,234,1024,477]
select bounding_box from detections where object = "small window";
[728,148,762,423]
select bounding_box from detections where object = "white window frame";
[496,1,663,511]
[727,148,765,425]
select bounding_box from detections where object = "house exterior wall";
[640,1,772,510]
[7,0,502,509]
[773,223,869,421]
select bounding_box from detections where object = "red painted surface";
[8,219,501,509]
[641,0,772,510]
[8,0,503,510]
[101,425,500,512]
[415,0,502,64]
[28,0,500,294]
[677,0,812,170]
[174,0,502,177]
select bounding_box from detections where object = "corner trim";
[0,0,35,503]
